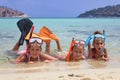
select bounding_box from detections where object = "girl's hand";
[13,61,20,64]
[44,60,51,63]
[80,55,86,60]
[101,56,109,61]
[28,61,34,64]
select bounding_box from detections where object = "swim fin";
[39,26,62,51]
[17,18,33,45]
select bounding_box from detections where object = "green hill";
[78,4,120,18]
[0,6,28,17]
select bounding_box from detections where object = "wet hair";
[94,31,102,35]
[93,31,104,44]
[72,44,84,51]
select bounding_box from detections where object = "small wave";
[106,35,120,38]
[0,33,14,39]
[68,30,91,35]
[0,36,14,39]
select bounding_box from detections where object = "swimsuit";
[27,53,41,62]
[92,48,104,59]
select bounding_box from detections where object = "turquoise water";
[0,18,120,73]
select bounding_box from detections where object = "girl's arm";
[15,54,26,63]
[101,48,109,61]
[57,54,67,61]
[88,43,92,58]
[12,41,20,51]
[41,53,58,61]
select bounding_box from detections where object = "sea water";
[0,18,120,73]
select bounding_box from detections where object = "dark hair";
[94,31,102,35]
[93,31,104,44]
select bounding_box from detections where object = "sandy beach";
[0,68,120,80]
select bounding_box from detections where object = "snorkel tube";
[102,30,106,54]
[26,26,34,55]
[66,38,75,61]
[103,29,106,41]
[85,35,92,47]
[29,26,34,40]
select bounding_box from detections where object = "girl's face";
[93,38,105,52]
[29,43,41,58]
[72,46,84,60]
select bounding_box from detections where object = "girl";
[88,31,109,61]
[15,37,58,63]
[57,38,86,61]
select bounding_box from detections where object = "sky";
[0,0,120,17]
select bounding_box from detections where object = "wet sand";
[1,53,120,80]
[0,68,120,80]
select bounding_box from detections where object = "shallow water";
[0,18,120,74]
[0,58,120,74]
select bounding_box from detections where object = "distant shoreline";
[78,4,120,18]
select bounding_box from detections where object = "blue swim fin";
[17,18,33,45]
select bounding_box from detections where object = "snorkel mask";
[94,34,105,42]
[73,39,85,47]
[29,37,43,44]
[26,37,43,56]
[85,30,106,47]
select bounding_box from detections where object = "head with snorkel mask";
[87,30,109,61]
[27,37,43,59]
[92,30,105,52]
[66,38,86,61]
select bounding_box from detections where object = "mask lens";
[36,38,42,44]
[29,38,43,44]
[74,39,85,47]
[94,34,105,41]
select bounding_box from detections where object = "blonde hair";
[28,42,42,50]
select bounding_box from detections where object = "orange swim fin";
[39,26,58,40]
[39,26,62,51]
[25,32,51,41]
